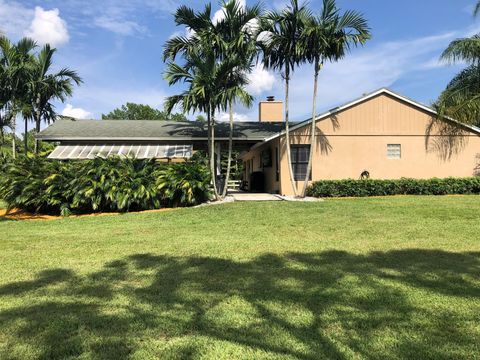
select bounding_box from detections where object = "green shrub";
[0,156,211,215]
[156,161,211,207]
[306,178,480,198]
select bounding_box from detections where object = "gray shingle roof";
[37,119,287,141]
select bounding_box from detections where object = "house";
[242,88,480,195]
[37,88,480,196]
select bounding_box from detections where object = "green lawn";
[0,197,479,360]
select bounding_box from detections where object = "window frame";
[387,144,402,160]
[290,145,311,181]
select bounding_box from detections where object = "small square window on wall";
[387,144,401,159]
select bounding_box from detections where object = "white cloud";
[94,16,146,36]
[0,0,33,37]
[61,104,92,119]
[212,0,246,24]
[169,27,195,40]
[25,7,69,46]
[247,64,276,95]
[217,111,251,122]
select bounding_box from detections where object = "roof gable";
[261,88,480,144]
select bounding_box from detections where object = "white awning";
[48,144,193,160]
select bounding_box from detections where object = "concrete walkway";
[229,192,283,202]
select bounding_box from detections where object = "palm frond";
[441,35,480,64]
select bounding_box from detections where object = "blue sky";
[1,0,479,130]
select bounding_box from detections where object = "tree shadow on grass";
[0,250,479,359]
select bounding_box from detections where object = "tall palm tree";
[165,1,258,199]
[164,50,238,199]
[164,4,223,199]
[29,44,82,154]
[215,0,259,197]
[436,4,480,126]
[300,0,370,197]
[260,0,310,197]
[0,36,36,159]
[0,63,10,145]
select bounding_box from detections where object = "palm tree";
[0,63,10,145]
[260,0,310,197]
[0,36,36,159]
[29,44,82,153]
[165,2,258,199]
[436,4,480,126]
[164,4,224,199]
[215,0,260,197]
[300,0,370,197]
[19,101,33,153]
[164,51,236,199]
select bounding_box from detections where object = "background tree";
[435,3,480,126]
[0,36,36,159]
[0,37,81,156]
[102,102,187,121]
[195,114,207,123]
[260,0,310,197]
[300,0,370,197]
[29,44,82,153]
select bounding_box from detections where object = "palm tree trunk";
[24,116,28,154]
[301,59,321,197]
[34,96,41,154]
[284,65,297,197]
[0,114,4,145]
[221,99,234,198]
[11,116,16,159]
[208,108,220,200]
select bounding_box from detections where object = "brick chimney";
[259,96,283,122]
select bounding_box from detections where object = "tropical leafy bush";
[0,156,211,215]
[307,178,480,198]
[156,161,211,207]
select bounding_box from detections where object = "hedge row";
[0,156,211,215]
[306,178,480,198]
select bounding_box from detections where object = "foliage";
[299,0,371,197]
[0,36,81,157]
[307,177,480,198]
[156,160,211,207]
[164,1,259,199]
[0,157,211,215]
[434,64,480,127]
[102,102,188,121]
[436,6,480,126]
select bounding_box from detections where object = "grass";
[0,196,479,359]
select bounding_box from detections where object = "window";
[291,145,311,181]
[387,144,401,159]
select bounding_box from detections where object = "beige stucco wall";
[241,138,281,193]
[268,93,480,195]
